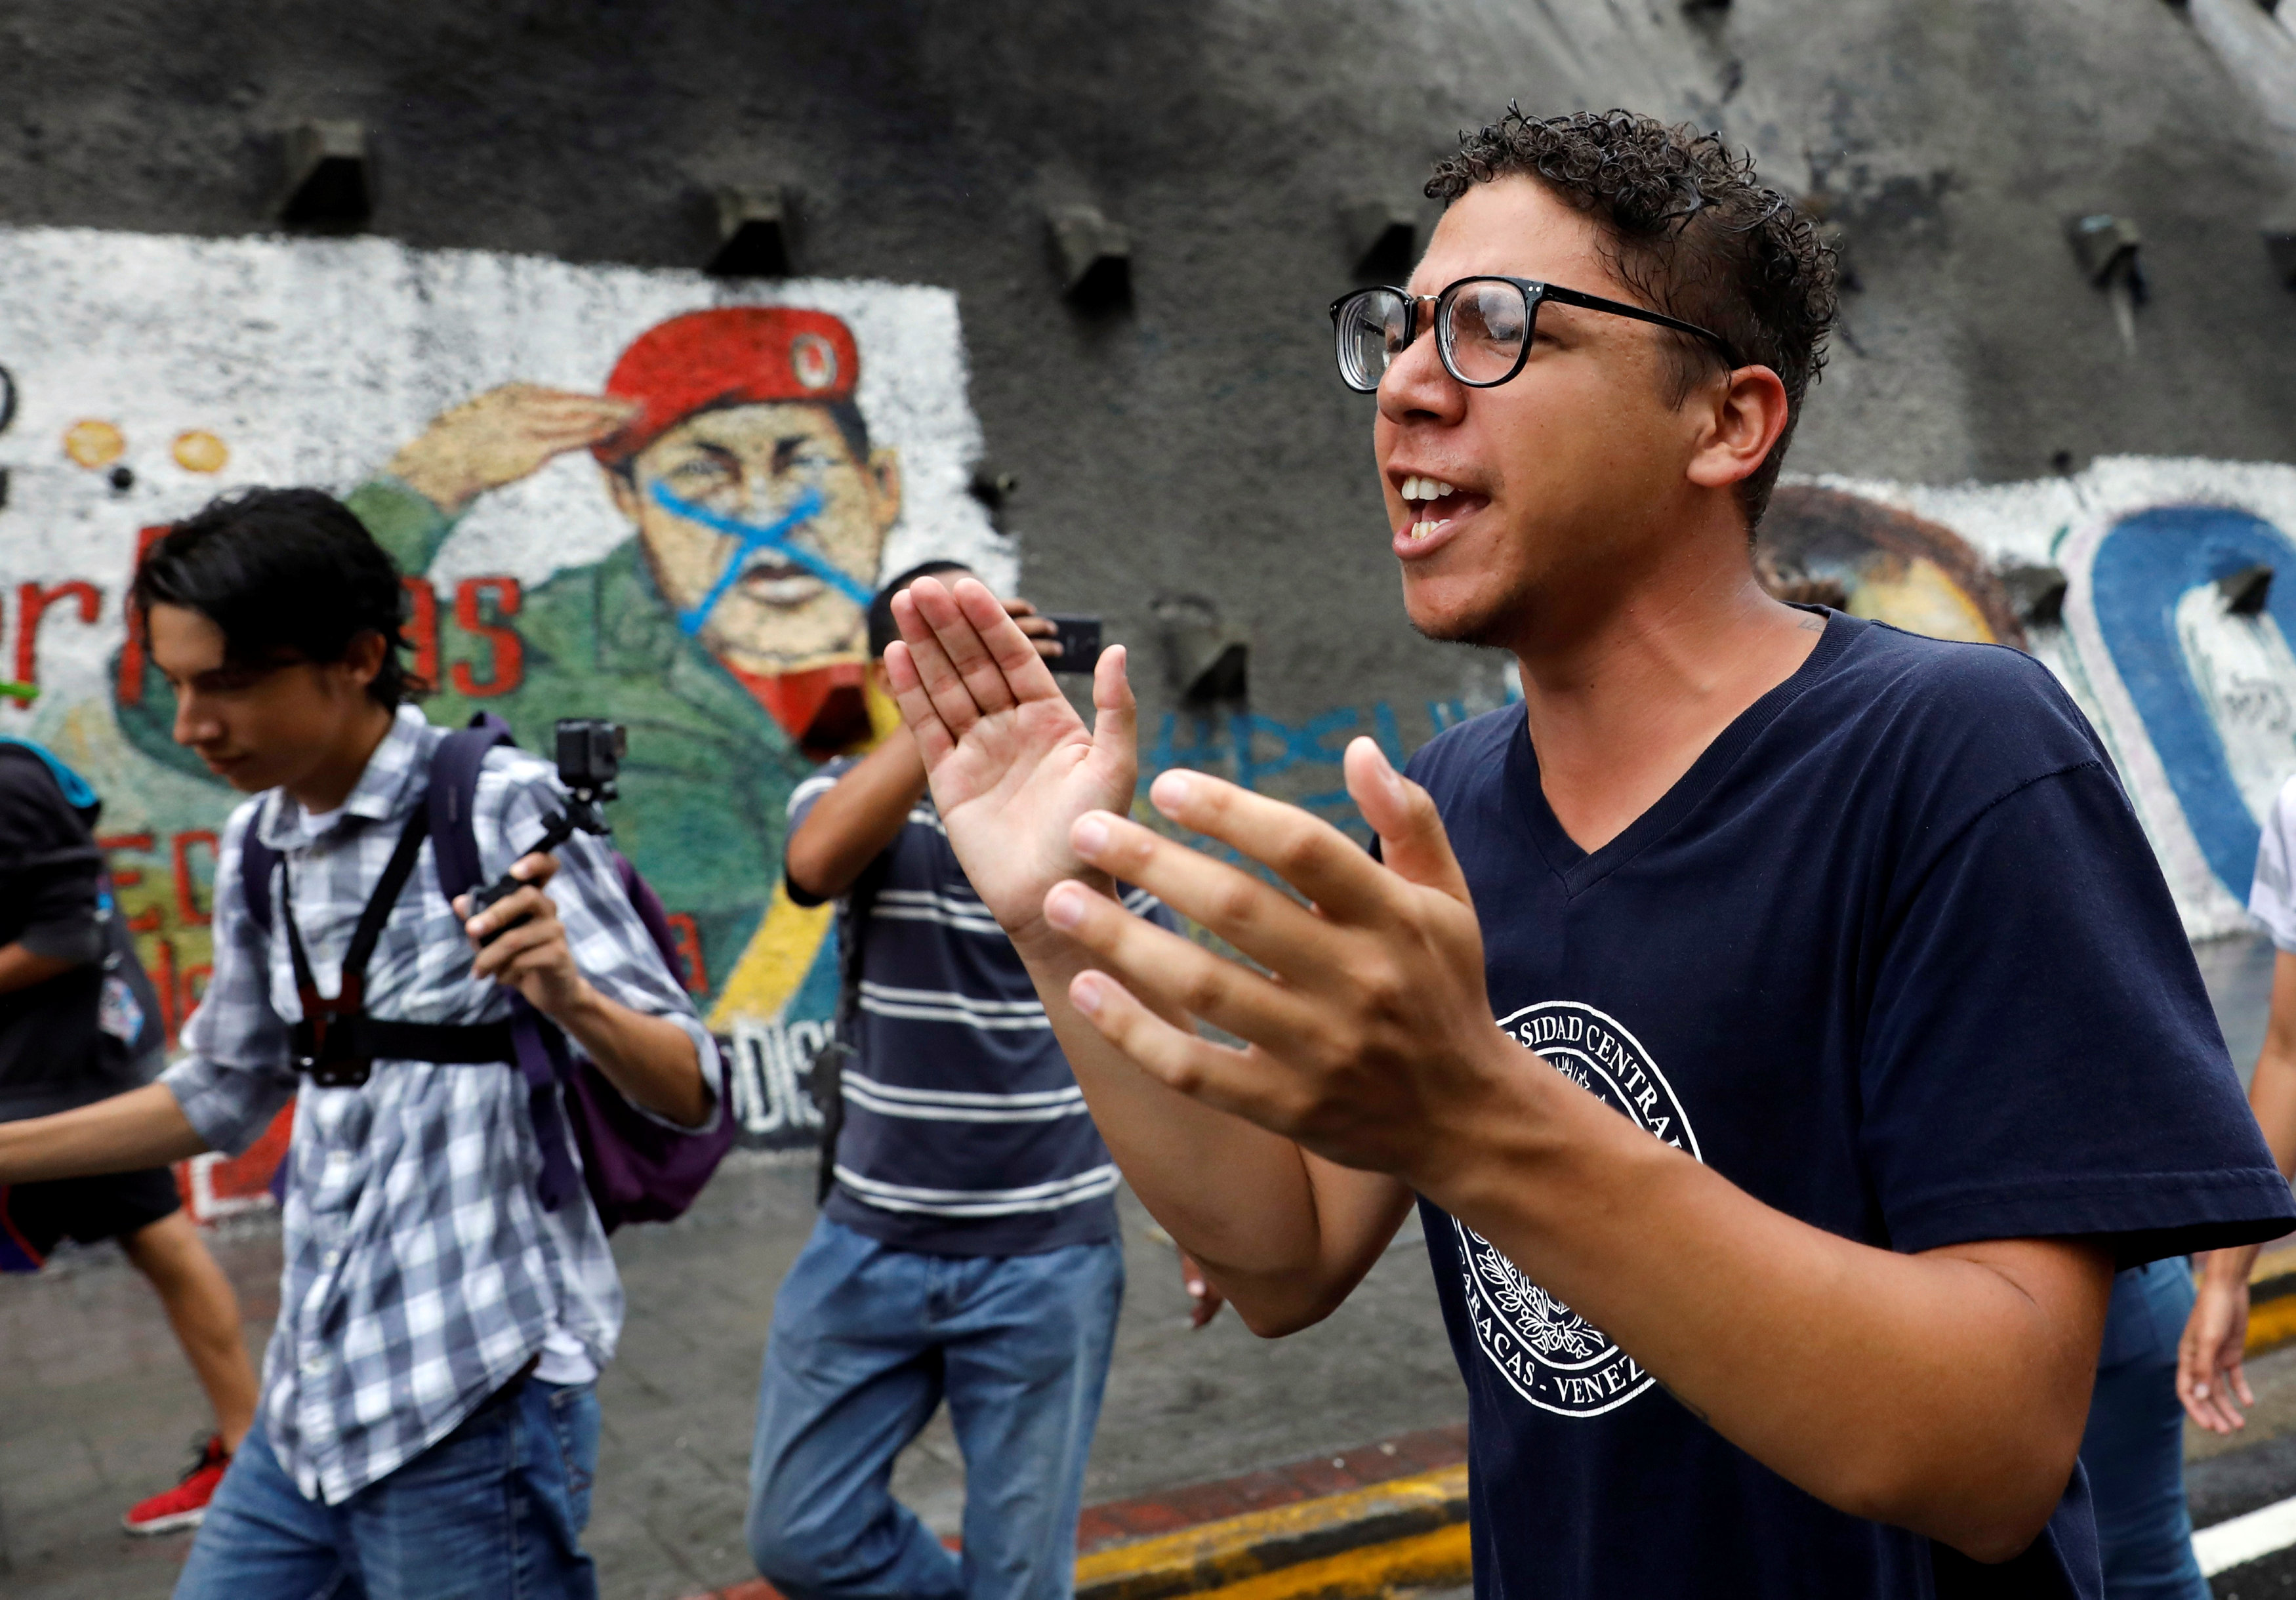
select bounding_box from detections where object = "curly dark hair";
[1427,106,1837,528]
[133,487,428,707]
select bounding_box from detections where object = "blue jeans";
[2078,1259,2209,1600]
[174,1378,600,1600]
[748,1217,1125,1600]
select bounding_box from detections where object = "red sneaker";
[122,1433,231,1536]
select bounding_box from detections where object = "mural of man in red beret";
[368,306,900,754]
[337,304,907,1013]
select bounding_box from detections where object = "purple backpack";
[243,713,735,1232]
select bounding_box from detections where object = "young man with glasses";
[871,108,2293,1597]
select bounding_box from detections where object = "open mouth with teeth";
[1397,474,1483,542]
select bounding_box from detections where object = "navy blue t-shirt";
[1405,612,2293,1600]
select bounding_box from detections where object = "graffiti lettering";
[98,831,157,931]
[172,829,217,926]
[10,580,101,704]
[728,1016,829,1139]
[1142,695,1506,866]
[451,577,524,698]
[665,911,709,995]
[402,577,441,688]
[101,829,222,1047]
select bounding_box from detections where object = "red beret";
[592,306,861,466]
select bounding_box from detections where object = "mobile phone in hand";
[1046,615,1102,674]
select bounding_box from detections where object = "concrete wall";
[3,0,2295,1153]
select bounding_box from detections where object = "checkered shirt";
[163,705,722,1504]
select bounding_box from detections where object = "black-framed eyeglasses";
[1328,276,1743,394]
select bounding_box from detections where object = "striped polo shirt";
[789,761,1174,1255]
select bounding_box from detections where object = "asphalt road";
[0,1159,1467,1600]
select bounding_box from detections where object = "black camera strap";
[281,806,516,1087]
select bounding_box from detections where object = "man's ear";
[868,447,903,535]
[341,629,388,693]
[1685,365,1792,493]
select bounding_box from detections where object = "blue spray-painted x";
[649,482,873,636]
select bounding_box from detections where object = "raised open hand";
[883,576,1138,943]
[387,383,640,516]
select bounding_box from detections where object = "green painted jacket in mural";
[119,478,813,1004]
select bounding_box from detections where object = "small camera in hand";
[469,718,628,939]
[554,718,626,800]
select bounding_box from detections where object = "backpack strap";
[426,712,516,904]
[281,808,432,1087]
[239,798,279,938]
[423,712,584,1212]
[0,734,99,813]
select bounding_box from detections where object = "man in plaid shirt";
[0,488,720,1599]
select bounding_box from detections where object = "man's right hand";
[2182,1247,2261,1433]
[386,383,640,516]
[883,575,1136,945]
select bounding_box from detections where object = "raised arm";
[884,577,1414,1333]
[784,733,929,903]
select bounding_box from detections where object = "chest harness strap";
[281,808,516,1088]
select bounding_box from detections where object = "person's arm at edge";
[784,733,929,903]
[2182,947,2296,1431]
[0,943,80,994]
[0,1081,210,1183]
[883,578,1416,1335]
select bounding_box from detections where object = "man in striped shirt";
[747,563,1182,1600]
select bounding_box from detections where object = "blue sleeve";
[1860,758,2293,1263]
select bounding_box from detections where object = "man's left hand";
[1042,735,1519,1190]
[457,854,591,1021]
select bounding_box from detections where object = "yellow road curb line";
[2245,1244,2296,1357]
[2249,1292,2296,1357]
[1179,1524,1471,1600]
[1075,1465,1469,1600]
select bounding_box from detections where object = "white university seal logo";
[1452,1000,1702,1418]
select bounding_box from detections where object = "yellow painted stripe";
[707,881,834,1032]
[1076,1466,1468,1600]
[2248,1292,2296,1357]
[1186,1523,1471,1600]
